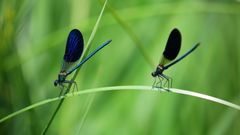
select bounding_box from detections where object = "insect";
[54,29,112,90]
[151,28,200,89]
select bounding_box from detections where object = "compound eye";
[151,72,156,77]
[54,80,58,86]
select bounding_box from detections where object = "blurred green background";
[0,0,240,134]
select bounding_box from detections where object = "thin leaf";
[104,1,155,68]
[1,86,239,123]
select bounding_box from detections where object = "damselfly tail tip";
[196,42,200,46]
[107,39,112,43]
[193,42,201,49]
[104,39,112,46]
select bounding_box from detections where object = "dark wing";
[163,28,181,60]
[63,29,84,62]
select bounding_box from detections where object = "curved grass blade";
[1,86,239,123]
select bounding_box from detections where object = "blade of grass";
[209,95,240,135]
[75,63,103,134]
[75,94,95,135]
[1,85,240,123]
[72,0,108,80]
[41,0,109,134]
[101,0,155,68]
[169,88,240,110]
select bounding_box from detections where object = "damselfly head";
[54,72,67,86]
[54,80,59,86]
[151,65,164,77]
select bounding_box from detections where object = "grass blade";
[104,1,155,68]
[72,0,108,80]
[1,85,239,123]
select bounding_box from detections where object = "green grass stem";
[1,85,239,124]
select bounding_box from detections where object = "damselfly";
[54,29,112,89]
[152,28,200,89]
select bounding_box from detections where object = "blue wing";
[63,29,84,62]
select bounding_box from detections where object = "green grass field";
[0,0,240,134]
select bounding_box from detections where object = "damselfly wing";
[62,29,84,71]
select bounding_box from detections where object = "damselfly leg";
[161,74,172,91]
[71,81,78,95]
[156,76,163,88]
[57,80,78,96]
[152,76,164,89]
[152,77,157,89]
[58,84,67,97]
